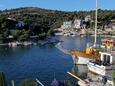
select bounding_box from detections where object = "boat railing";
[89,60,111,66]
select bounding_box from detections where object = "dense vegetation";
[0,7,115,43]
[0,72,37,86]
[0,72,8,86]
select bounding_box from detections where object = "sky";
[0,0,114,11]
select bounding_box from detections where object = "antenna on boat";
[94,0,98,47]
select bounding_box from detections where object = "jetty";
[0,43,8,46]
[67,72,90,86]
[68,72,114,86]
[55,42,70,54]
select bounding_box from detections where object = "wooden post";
[67,72,86,84]
[11,80,15,86]
[36,78,44,86]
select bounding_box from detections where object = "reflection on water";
[58,35,101,50]
[0,45,73,86]
[71,65,88,79]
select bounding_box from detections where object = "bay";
[0,35,101,86]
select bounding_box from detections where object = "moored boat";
[71,48,100,65]
[87,51,115,76]
[70,0,99,65]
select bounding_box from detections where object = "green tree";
[0,34,8,43]
[47,29,55,36]
[0,72,8,86]
[12,29,30,42]
[12,29,22,41]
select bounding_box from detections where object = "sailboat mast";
[94,0,98,47]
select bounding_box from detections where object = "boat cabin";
[99,52,114,65]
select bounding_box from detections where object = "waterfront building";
[16,21,25,28]
[85,15,91,22]
[102,20,115,32]
[111,20,115,29]
[7,17,25,29]
[61,21,73,29]
[74,19,83,29]
[7,17,16,21]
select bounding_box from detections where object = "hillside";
[0,7,70,29]
[0,7,115,43]
[1,7,115,29]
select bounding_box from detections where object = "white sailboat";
[70,0,100,65]
[87,0,115,75]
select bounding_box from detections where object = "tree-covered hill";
[1,7,115,30]
[0,7,115,42]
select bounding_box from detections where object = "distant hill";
[0,7,115,30]
[0,7,70,30]
[0,7,115,43]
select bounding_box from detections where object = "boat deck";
[70,50,100,60]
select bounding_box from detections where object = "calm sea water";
[0,36,101,86]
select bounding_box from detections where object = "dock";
[55,42,70,54]
[0,43,8,46]
[67,72,90,86]
[67,72,114,86]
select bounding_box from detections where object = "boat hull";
[87,62,115,76]
[72,55,91,65]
